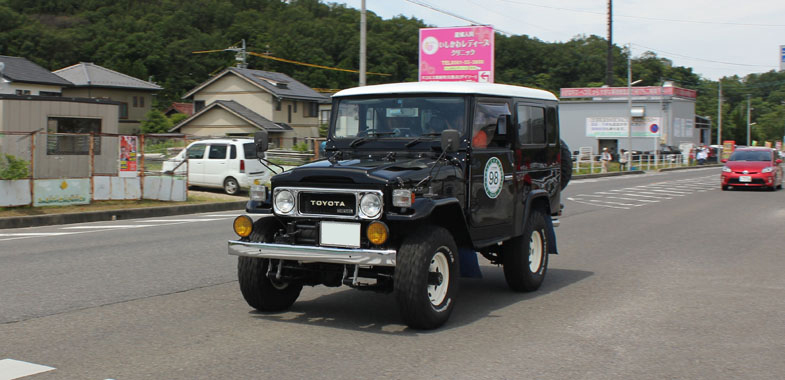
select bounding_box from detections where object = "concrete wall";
[0,98,119,178]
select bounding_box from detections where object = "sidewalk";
[0,164,721,230]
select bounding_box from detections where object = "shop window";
[46,117,102,155]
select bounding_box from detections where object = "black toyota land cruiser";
[228,82,570,329]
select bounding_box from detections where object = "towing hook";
[428,271,443,286]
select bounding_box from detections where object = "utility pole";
[359,0,367,86]
[606,0,613,86]
[717,81,722,146]
[627,43,632,155]
[747,94,751,146]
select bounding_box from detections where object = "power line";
[402,0,513,35]
[631,43,774,68]
[493,0,785,27]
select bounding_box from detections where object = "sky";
[332,0,785,81]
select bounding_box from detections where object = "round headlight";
[274,190,295,213]
[359,193,382,218]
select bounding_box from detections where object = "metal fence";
[572,153,688,174]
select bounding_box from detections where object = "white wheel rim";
[528,230,543,273]
[428,250,450,306]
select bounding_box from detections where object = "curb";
[574,163,722,180]
[0,201,247,229]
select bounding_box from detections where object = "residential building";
[163,102,194,117]
[0,55,72,96]
[172,67,329,147]
[53,62,162,135]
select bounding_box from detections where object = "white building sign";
[586,117,662,138]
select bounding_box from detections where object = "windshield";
[729,150,772,162]
[332,96,466,139]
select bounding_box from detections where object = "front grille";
[733,171,759,174]
[728,178,765,185]
[299,192,357,216]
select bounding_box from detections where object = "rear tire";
[503,208,550,292]
[560,139,572,190]
[238,217,302,311]
[394,226,459,330]
[224,177,240,195]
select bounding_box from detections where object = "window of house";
[133,96,138,107]
[39,91,60,96]
[139,96,144,107]
[305,102,318,118]
[274,97,281,111]
[194,100,205,113]
[119,103,128,119]
[46,117,102,155]
[293,101,297,113]
[320,109,331,125]
[15,89,31,95]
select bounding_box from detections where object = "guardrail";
[573,153,687,174]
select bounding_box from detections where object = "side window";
[546,106,558,144]
[187,144,206,159]
[516,105,545,145]
[230,144,237,159]
[472,103,511,149]
[208,144,228,159]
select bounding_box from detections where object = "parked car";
[721,147,783,191]
[162,138,269,194]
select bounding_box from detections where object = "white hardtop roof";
[189,138,253,145]
[334,82,558,101]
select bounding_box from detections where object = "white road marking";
[0,359,55,379]
[61,225,155,229]
[0,232,71,237]
[136,218,224,223]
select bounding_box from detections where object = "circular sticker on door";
[483,157,503,199]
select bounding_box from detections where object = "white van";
[162,139,268,194]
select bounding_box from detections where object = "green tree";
[140,109,172,134]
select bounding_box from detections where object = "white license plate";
[320,221,361,248]
[739,176,752,183]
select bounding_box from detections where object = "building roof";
[164,102,194,116]
[0,55,73,86]
[334,81,558,101]
[169,100,293,133]
[183,67,328,102]
[53,62,162,91]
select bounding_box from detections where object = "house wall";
[177,107,256,137]
[194,75,274,118]
[62,88,154,135]
[0,98,119,178]
[5,83,63,96]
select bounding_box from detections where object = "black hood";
[271,154,460,187]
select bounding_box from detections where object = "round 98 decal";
[483,157,503,199]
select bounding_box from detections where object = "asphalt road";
[1,167,784,379]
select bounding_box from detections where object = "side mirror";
[721,158,728,163]
[496,116,507,135]
[776,159,782,164]
[440,129,460,153]
[254,131,268,158]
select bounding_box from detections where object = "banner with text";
[419,26,494,83]
[586,117,662,138]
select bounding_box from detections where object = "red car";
[721,147,783,191]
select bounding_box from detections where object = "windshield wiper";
[405,132,441,148]
[349,131,396,147]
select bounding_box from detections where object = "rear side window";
[546,106,558,144]
[230,145,237,159]
[186,144,206,159]
[208,144,228,159]
[516,105,545,145]
[243,143,256,159]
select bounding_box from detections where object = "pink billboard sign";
[419,26,494,83]
[560,86,697,99]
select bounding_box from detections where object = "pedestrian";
[696,146,707,165]
[600,147,611,173]
[619,149,629,171]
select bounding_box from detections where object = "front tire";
[394,226,459,330]
[238,217,302,311]
[503,209,550,292]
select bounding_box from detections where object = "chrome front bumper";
[228,241,397,266]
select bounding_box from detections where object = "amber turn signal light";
[233,215,254,238]
[366,221,389,245]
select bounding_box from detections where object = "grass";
[0,193,241,218]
